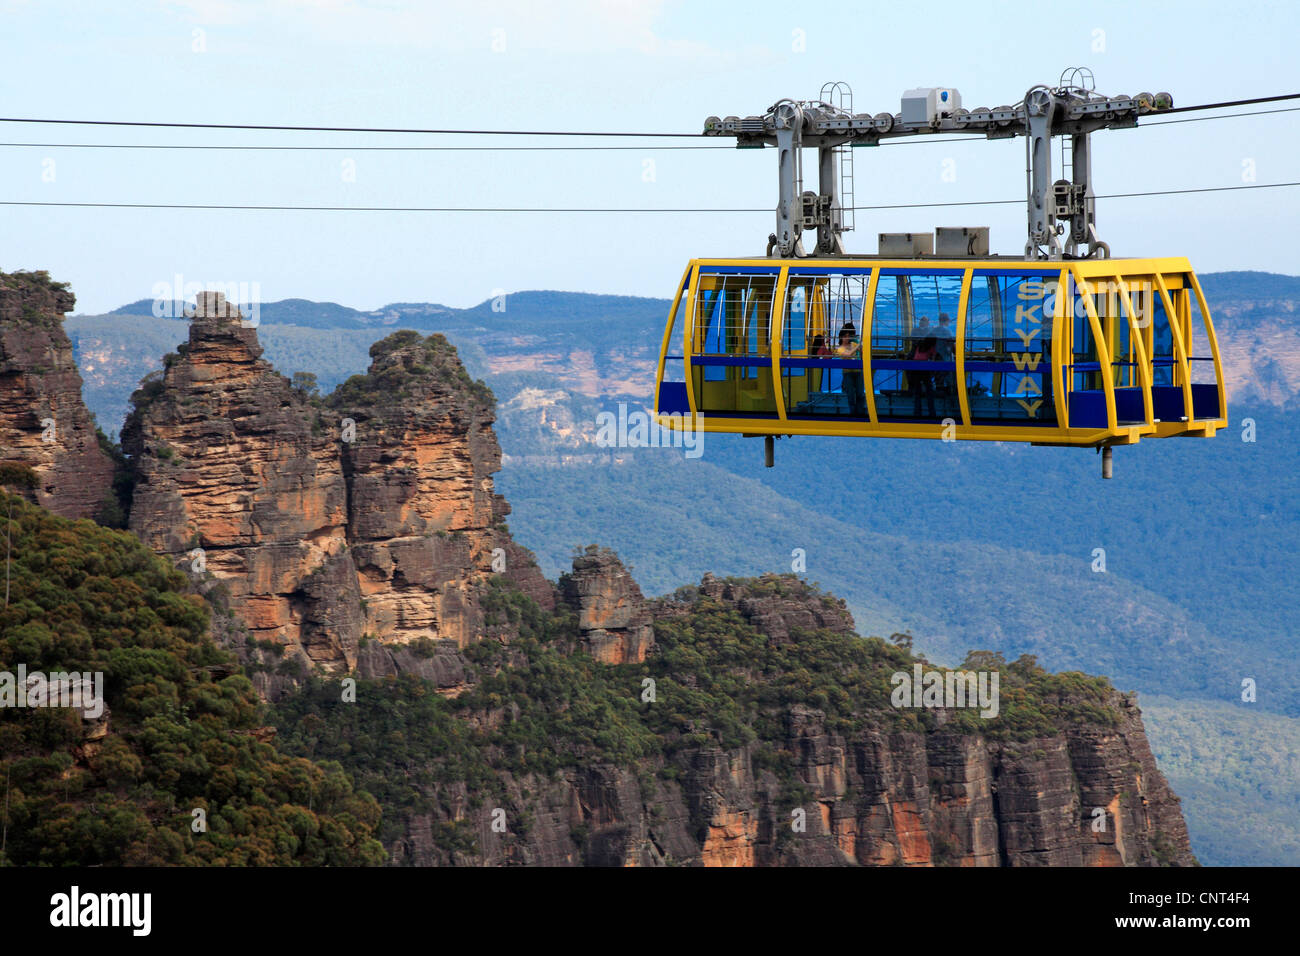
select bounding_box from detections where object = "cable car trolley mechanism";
[652,70,1227,477]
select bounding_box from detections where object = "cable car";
[652,72,1227,476]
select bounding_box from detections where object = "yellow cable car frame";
[654,256,1226,448]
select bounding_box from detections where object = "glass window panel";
[1182,277,1218,385]
[875,273,962,421]
[1148,284,1174,387]
[690,272,778,414]
[782,271,870,418]
[965,272,1057,424]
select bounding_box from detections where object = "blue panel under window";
[1113,387,1145,424]
[1152,386,1185,421]
[657,381,690,415]
[1069,390,1108,428]
[1191,383,1220,420]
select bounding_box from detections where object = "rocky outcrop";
[0,271,114,519]
[330,330,511,650]
[559,546,655,664]
[123,292,360,675]
[406,729,1185,867]
[396,576,1194,867]
[121,299,553,690]
[692,570,858,642]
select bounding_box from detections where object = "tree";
[291,371,320,398]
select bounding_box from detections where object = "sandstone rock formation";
[397,576,1195,868]
[559,545,654,664]
[121,296,553,690]
[123,292,360,674]
[0,271,114,519]
[329,329,513,649]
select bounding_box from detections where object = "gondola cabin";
[654,256,1225,447]
[654,75,1228,473]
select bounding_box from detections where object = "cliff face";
[559,545,655,664]
[123,293,360,674]
[408,709,1190,868]
[329,330,511,650]
[370,570,1196,868]
[0,271,114,520]
[121,295,553,690]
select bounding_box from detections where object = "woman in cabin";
[909,335,939,418]
[836,325,865,417]
[809,334,830,394]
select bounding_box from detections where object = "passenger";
[916,315,932,338]
[809,335,829,394]
[936,312,955,345]
[910,335,938,418]
[935,312,956,396]
[836,324,866,416]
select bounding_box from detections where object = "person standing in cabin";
[809,334,830,394]
[935,312,957,401]
[910,335,939,418]
[836,324,866,417]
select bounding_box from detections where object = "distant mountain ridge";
[99,290,664,331]
[104,296,457,330]
[98,271,1300,328]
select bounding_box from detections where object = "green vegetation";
[291,370,320,399]
[273,575,1126,854]
[0,270,71,329]
[328,330,494,411]
[93,427,133,529]
[0,493,384,866]
[0,463,38,490]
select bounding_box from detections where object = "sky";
[0,0,1296,314]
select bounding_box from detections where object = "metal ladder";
[819,81,855,235]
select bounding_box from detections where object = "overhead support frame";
[704,70,1171,261]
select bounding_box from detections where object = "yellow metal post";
[683,262,701,415]
[1113,274,1155,428]
[655,263,692,417]
[954,268,973,428]
[1154,272,1195,429]
[1187,271,1229,423]
[1050,269,1069,426]
[863,269,880,424]
[770,266,790,420]
[1072,267,1117,432]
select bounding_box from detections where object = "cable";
[1,180,1294,214]
[0,117,703,138]
[0,201,770,212]
[1139,105,1300,127]
[1098,182,1300,200]
[1158,92,1300,115]
[0,93,1294,137]
[851,181,1300,212]
[3,100,1292,155]
[0,142,738,152]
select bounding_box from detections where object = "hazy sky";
[1,0,1296,314]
